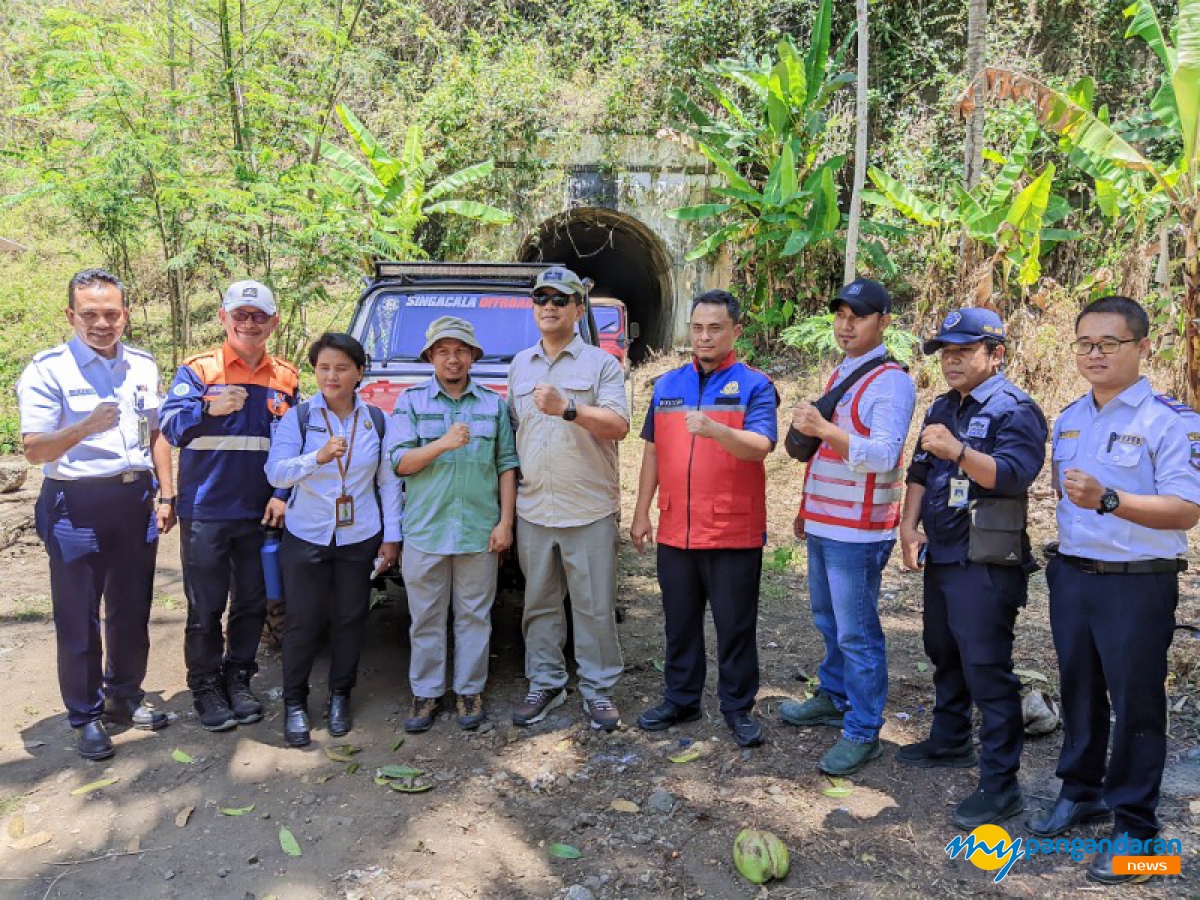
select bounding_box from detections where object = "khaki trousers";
[516,514,623,700]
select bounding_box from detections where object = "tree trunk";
[963,0,987,190]
[1185,229,1200,406]
[843,0,869,285]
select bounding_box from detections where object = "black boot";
[284,702,310,747]
[76,720,114,761]
[224,667,264,725]
[327,693,352,737]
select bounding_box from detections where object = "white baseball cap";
[222,280,277,316]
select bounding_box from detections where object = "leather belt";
[48,471,149,486]
[1058,552,1186,575]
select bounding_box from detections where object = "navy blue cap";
[922,308,1006,355]
[830,278,892,316]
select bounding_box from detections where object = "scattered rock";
[629,832,652,845]
[646,788,676,813]
[0,462,27,494]
[573,812,599,830]
[564,885,595,900]
[162,870,176,881]
[218,867,231,878]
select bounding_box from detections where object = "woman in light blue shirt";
[265,333,401,747]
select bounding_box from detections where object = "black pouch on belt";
[968,496,1027,566]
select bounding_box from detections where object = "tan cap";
[420,315,483,362]
[533,266,586,297]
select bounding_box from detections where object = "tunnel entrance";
[518,208,674,365]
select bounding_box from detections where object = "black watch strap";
[157,496,177,507]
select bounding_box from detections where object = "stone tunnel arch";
[518,208,675,365]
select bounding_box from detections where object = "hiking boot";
[512,688,567,726]
[725,711,764,747]
[779,692,844,727]
[818,737,882,776]
[583,696,621,732]
[192,679,237,732]
[456,694,485,730]
[637,700,702,732]
[953,786,1025,830]
[223,668,263,725]
[103,697,169,731]
[896,736,976,769]
[405,696,444,733]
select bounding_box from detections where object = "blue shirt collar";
[68,335,126,369]
[968,372,1006,404]
[309,390,366,415]
[1091,376,1151,411]
[841,343,887,368]
[532,333,585,362]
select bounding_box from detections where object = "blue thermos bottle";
[261,527,284,602]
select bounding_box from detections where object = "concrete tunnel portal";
[519,208,675,365]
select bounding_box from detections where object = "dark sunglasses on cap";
[532,292,578,307]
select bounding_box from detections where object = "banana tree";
[666,0,865,334]
[959,0,1200,401]
[319,104,512,270]
[863,115,1079,292]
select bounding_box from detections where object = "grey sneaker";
[779,692,844,727]
[512,688,567,726]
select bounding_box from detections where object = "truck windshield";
[358,291,545,363]
[593,306,620,334]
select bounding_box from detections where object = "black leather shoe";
[1087,848,1154,885]
[1027,797,1111,838]
[76,720,114,761]
[953,786,1025,829]
[724,711,764,747]
[637,700,702,732]
[283,702,310,748]
[103,697,169,731]
[327,694,352,737]
[896,736,975,768]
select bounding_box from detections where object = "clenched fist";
[439,423,471,450]
[791,402,827,438]
[532,383,568,417]
[1063,468,1105,511]
[919,423,965,461]
[316,435,348,465]
[207,386,247,417]
[685,410,720,439]
[82,401,120,436]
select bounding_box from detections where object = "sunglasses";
[230,309,272,324]
[532,293,577,308]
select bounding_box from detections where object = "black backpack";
[785,355,904,462]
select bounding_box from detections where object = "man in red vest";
[630,290,779,747]
[779,278,916,775]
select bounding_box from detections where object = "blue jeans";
[806,534,894,743]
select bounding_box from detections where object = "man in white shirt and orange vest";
[779,278,916,775]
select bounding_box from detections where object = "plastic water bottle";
[261,527,284,602]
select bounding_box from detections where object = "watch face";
[1101,490,1119,513]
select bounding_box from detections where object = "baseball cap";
[829,277,892,316]
[922,307,1006,355]
[420,315,484,362]
[222,280,277,316]
[533,266,586,297]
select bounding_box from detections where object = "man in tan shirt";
[507,266,630,730]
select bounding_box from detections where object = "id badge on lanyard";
[134,391,151,451]
[948,475,970,509]
[322,408,360,528]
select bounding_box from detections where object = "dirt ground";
[1,370,1199,899]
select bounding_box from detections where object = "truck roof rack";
[372,261,559,285]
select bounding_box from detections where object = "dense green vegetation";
[0,0,1192,444]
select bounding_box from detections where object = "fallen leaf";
[71,777,119,796]
[611,799,639,813]
[279,826,302,857]
[915,662,929,673]
[10,831,52,850]
[174,806,194,828]
[218,805,255,816]
[668,748,702,764]
[126,836,141,853]
[377,765,424,779]
[171,748,195,765]
[822,777,854,799]
[345,763,360,776]
[390,738,404,752]
[1014,668,1049,684]
[652,659,665,672]
[323,745,361,763]
[7,814,24,839]
[389,780,433,793]
[549,842,583,859]
[314,774,334,785]
[373,777,390,786]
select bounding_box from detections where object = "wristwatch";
[1097,488,1120,515]
[563,399,578,422]
[157,496,177,507]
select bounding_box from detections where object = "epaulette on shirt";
[1154,394,1197,416]
[125,344,155,361]
[273,356,298,376]
[182,348,219,368]
[31,345,69,364]
[1060,396,1087,415]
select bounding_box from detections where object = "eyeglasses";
[1070,338,1138,356]
[532,293,577,308]
[230,309,271,325]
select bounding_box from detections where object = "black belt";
[47,471,150,486]
[1058,552,1186,575]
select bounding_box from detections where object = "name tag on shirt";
[949,477,970,509]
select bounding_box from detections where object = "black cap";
[830,277,892,316]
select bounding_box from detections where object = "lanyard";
[320,407,360,495]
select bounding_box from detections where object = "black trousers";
[923,561,1025,792]
[1047,556,1177,839]
[658,543,761,714]
[35,474,157,727]
[180,518,267,689]
[279,529,381,703]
